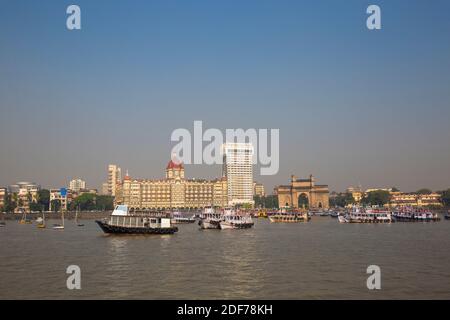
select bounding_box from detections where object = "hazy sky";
[1,0,450,193]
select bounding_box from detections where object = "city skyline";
[1,1,450,192]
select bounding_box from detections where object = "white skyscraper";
[69,178,86,192]
[222,143,254,206]
[108,164,122,197]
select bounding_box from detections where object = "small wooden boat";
[36,214,46,229]
[75,209,84,227]
[53,211,65,230]
[18,210,32,224]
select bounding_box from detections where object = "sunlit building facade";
[116,160,228,210]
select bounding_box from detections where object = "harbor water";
[1,216,450,299]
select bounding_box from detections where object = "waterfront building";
[8,182,40,213]
[253,182,265,197]
[49,189,69,212]
[115,159,228,210]
[390,192,442,207]
[68,178,86,192]
[276,175,329,209]
[0,187,6,209]
[107,164,122,197]
[222,143,254,206]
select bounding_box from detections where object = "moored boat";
[199,206,223,229]
[96,205,178,235]
[170,211,195,224]
[219,211,254,229]
[338,207,393,223]
[445,210,450,220]
[269,209,309,223]
[392,208,440,222]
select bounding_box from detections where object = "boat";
[0,221,5,227]
[199,206,223,229]
[18,210,32,224]
[330,211,339,218]
[95,205,178,235]
[170,211,195,224]
[37,213,46,228]
[392,208,440,222]
[269,209,309,223]
[338,207,393,223]
[445,210,450,220]
[75,208,84,227]
[219,211,254,229]
[53,211,65,230]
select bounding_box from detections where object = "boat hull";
[199,219,221,229]
[219,221,254,229]
[96,220,178,234]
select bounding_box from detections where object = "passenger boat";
[170,211,195,224]
[338,207,393,223]
[269,210,309,223]
[199,206,223,229]
[219,210,254,229]
[96,205,178,234]
[330,211,339,218]
[392,208,440,222]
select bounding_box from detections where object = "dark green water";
[1,216,449,299]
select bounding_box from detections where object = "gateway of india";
[276,175,329,209]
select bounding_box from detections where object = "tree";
[362,190,391,206]
[416,188,432,195]
[3,191,17,213]
[51,199,61,212]
[95,195,114,211]
[37,189,50,211]
[330,192,354,208]
[441,189,450,207]
[70,193,96,211]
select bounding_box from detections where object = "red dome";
[166,160,184,169]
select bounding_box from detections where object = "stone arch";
[298,193,309,209]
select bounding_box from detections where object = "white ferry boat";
[220,211,254,229]
[338,207,392,223]
[170,211,195,224]
[199,206,223,229]
[269,209,309,223]
[392,208,440,222]
[96,205,178,234]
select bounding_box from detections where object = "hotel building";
[222,143,254,206]
[115,159,228,210]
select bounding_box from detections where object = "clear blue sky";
[1,0,450,192]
